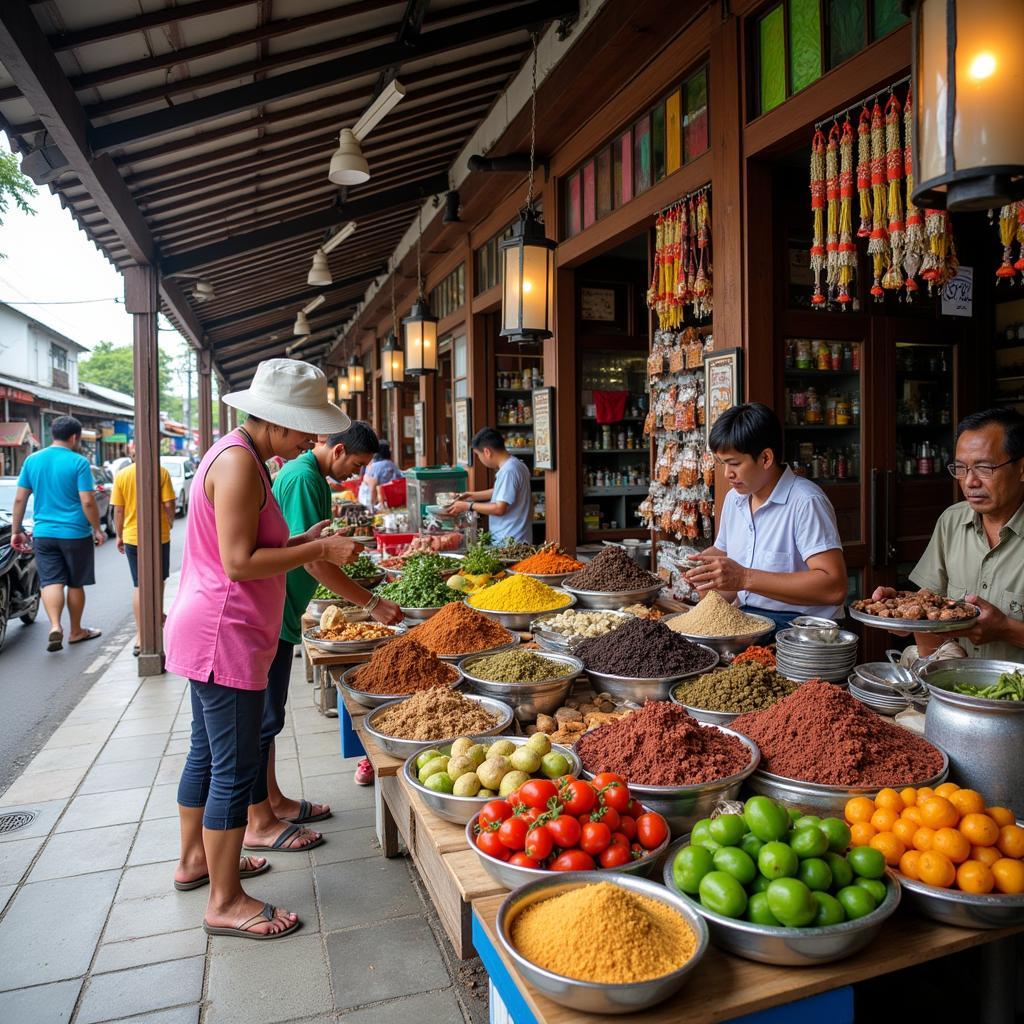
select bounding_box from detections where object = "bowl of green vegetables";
[338,554,385,589]
[307,585,369,621]
[375,557,463,620]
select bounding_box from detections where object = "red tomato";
[560,780,596,817]
[508,852,541,869]
[592,772,626,791]
[477,830,510,861]
[479,800,513,827]
[596,806,621,833]
[551,849,596,872]
[524,825,553,861]
[609,831,630,848]
[631,843,646,860]
[517,806,543,824]
[498,816,529,851]
[554,774,577,788]
[618,815,637,841]
[636,812,669,850]
[580,820,612,856]
[600,782,630,814]
[545,814,581,850]
[519,779,559,810]
[627,799,645,819]
[599,843,632,869]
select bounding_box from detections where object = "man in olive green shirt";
[877,408,1024,661]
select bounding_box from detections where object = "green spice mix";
[472,650,570,683]
[673,662,799,713]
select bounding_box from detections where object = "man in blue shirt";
[12,415,105,651]
[684,403,848,627]
[448,427,533,544]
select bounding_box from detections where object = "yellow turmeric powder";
[467,573,570,613]
[509,882,697,983]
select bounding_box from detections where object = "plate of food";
[304,610,407,653]
[849,589,978,633]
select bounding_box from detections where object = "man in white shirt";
[685,403,848,627]
[448,427,533,544]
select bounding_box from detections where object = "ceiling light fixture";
[192,280,216,302]
[347,352,365,393]
[328,80,406,186]
[291,294,325,337]
[381,272,404,389]
[442,190,462,224]
[402,208,438,377]
[322,220,357,254]
[307,250,332,287]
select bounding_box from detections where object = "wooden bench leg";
[381,790,401,858]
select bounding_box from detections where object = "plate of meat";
[849,589,979,633]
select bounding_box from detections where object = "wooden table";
[300,614,374,715]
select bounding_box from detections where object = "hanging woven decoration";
[997,203,1018,284]
[868,99,889,300]
[810,129,827,306]
[1016,203,1024,274]
[882,93,905,292]
[903,89,924,301]
[921,208,958,293]
[856,107,873,239]
[693,189,713,320]
[648,186,712,328]
[836,118,856,306]
[825,124,841,299]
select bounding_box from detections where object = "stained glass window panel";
[829,0,865,67]
[619,131,633,205]
[789,0,822,93]
[666,89,682,174]
[633,116,652,195]
[567,172,581,238]
[759,5,786,114]
[872,0,908,38]
[582,160,596,229]
[652,102,666,182]
[684,68,709,160]
[596,148,612,218]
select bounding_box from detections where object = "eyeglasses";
[947,456,1022,479]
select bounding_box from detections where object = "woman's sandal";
[286,799,332,825]
[202,902,300,940]
[242,823,324,853]
[174,856,270,892]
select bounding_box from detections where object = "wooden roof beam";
[211,294,361,353]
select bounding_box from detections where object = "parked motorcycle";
[0,511,40,652]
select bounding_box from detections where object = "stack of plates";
[775,627,858,683]
[848,662,928,717]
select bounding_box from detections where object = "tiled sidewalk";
[0,640,488,1024]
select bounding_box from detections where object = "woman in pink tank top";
[166,359,359,940]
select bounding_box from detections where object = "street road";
[0,520,185,792]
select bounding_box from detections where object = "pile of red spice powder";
[351,636,456,695]
[575,701,751,786]
[730,680,944,786]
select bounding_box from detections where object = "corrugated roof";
[0,371,137,417]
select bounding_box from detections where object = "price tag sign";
[941,265,972,317]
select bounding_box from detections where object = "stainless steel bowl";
[399,604,451,621]
[494,872,707,1014]
[467,591,576,632]
[662,837,901,965]
[529,610,632,653]
[667,686,740,727]
[342,570,385,589]
[337,662,463,710]
[896,871,1024,929]
[848,679,907,717]
[301,623,407,654]
[401,736,581,825]
[363,693,513,758]
[663,615,775,660]
[431,632,519,664]
[561,581,665,610]
[583,644,719,703]
[789,616,841,643]
[306,598,368,621]
[459,651,584,721]
[576,726,761,837]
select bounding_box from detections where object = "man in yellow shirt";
[111,452,177,656]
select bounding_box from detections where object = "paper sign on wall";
[941,266,972,317]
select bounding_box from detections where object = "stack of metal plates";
[775,627,858,683]
[848,662,928,716]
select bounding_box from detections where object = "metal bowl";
[583,644,719,703]
[306,598,368,621]
[848,679,907,717]
[663,615,775,660]
[398,604,451,621]
[508,568,578,587]
[460,651,584,721]
[789,616,841,643]
[302,623,407,654]
[467,591,576,632]
[380,554,464,581]
[667,686,740,727]
[561,581,665,610]
[529,610,632,652]
[430,632,520,665]
[849,601,979,634]
[337,662,463,710]
[576,726,761,837]
[662,837,901,965]
[895,870,1024,929]
[403,737,581,825]
[494,872,707,1014]
[363,693,514,758]
[341,570,385,590]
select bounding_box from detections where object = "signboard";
[454,397,472,467]
[941,265,973,318]
[413,401,425,459]
[531,387,555,470]
[703,348,743,443]
[0,385,35,404]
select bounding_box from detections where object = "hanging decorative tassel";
[676,198,691,307]
[685,196,698,301]
[809,129,826,306]
[693,189,712,319]
[923,209,957,293]
[856,106,873,238]
[825,123,841,301]
[837,118,856,307]
[647,211,663,321]
[670,205,683,325]
[882,93,905,292]
[1015,202,1024,275]
[903,88,924,300]
[997,203,1017,284]
[868,99,889,300]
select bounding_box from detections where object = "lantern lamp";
[402,208,438,376]
[381,332,404,389]
[347,352,365,393]
[910,0,1024,211]
[499,207,555,344]
[326,385,337,404]
[336,369,351,402]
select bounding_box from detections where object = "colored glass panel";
[596,148,612,218]
[759,5,786,114]
[684,68,709,160]
[829,0,865,67]
[633,116,652,195]
[665,89,682,174]
[612,139,623,207]
[567,171,581,237]
[789,0,822,93]
[582,160,596,229]
[619,131,633,205]
[872,0,908,38]
[651,101,666,182]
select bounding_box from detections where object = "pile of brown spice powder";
[575,701,751,786]
[370,687,500,740]
[730,680,944,786]
[351,636,456,695]
[410,601,514,657]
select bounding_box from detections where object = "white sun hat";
[222,359,350,435]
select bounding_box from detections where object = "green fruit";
[489,739,516,758]
[758,841,799,879]
[855,877,888,905]
[746,892,781,926]
[540,751,571,779]
[698,870,748,919]
[509,747,541,774]
[418,756,450,784]
[446,755,474,781]
[740,834,765,861]
[788,807,804,825]
[750,874,772,894]
[697,837,722,853]
[465,744,488,768]
[424,772,455,794]
[836,884,877,920]
[690,818,714,846]
[712,846,757,885]
[811,891,846,927]
[416,748,443,770]
[847,845,887,880]
[498,770,530,797]
[793,815,821,831]
[790,826,830,859]
[450,737,475,758]
[819,817,852,853]
[766,878,817,927]
[672,845,715,895]
[452,772,481,797]
[526,732,552,756]
[709,813,747,847]
[797,857,833,892]
[824,852,854,889]
[744,796,791,842]
[477,788,497,797]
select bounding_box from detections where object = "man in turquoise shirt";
[244,423,402,851]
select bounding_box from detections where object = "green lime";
[847,845,886,880]
[415,748,443,770]
[811,891,846,926]
[709,813,748,847]
[758,841,799,879]
[750,874,772,894]
[424,772,454,794]
[818,817,852,853]
[418,756,450,784]
[790,826,830,859]
[788,807,804,825]
[766,877,817,927]
[837,884,877,920]
[540,752,570,779]
[698,870,748,919]
[855,877,888,905]
[797,857,833,892]
[746,892,781,926]
[740,833,765,861]
[713,846,757,885]
[690,818,714,846]
[671,845,715,895]
[743,796,791,842]
[793,815,821,831]
[824,852,853,889]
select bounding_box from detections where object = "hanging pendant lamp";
[336,367,351,402]
[381,271,404,389]
[403,208,438,376]
[307,250,332,287]
[293,310,311,336]
[347,352,366,393]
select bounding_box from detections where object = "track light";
[328,81,406,186]
[322,221,357,254]
[307,250,331,287]
[192,280,215,302]
[293,311,311,336]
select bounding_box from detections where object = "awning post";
[197,349,213,455]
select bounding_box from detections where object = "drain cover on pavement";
[0,811,37,835]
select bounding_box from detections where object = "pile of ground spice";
[667,591,773,637]
[575,618,717,678]
[673,663,797,713]
[351,636,456,695]
[511,550,584,574]
[470,649,568,683]
[563,545,662,592]
[467,573,571,613]
[576,701,752,786]
[510,882,697,984]
[730,679,945,786]
[370,687,499,740]
[410,601,513,657]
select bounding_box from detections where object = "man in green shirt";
[244,422,401,852]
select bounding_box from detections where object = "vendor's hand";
[370,598,403,626]
[453,492,471,502]
[870,586,899,602]
[320,534,363,565]
[943,594,1008,646]
[684,553,748,593]
[11,531,31,552]
[447,500,471,515]
[302,519,330,543]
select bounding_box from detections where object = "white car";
[107,456,132,478]
[160,456,195,516]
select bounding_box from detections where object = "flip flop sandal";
[46,630,64,652]
[203,902,300,940]
[174,857,271,891]
[69,628,102,645]
[285,799,332,825]
[243,823,325,853]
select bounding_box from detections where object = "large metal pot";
[915,657,1024,817]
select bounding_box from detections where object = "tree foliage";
[79,340,180,414]
[0,151,37,257]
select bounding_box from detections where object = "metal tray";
[848,602,979,634]
[302,623,407,654]
[337,662,463,710]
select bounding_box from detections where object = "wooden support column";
[369,344,381,434]
[217,374,228,439]
[197,349,213,455]
[125,265,163,677]
[417,373,436,466]
[545,266,578,553]
[465,232,491,492]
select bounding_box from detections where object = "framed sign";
[703,348,742,443]
[413,401,425,460]
[454,396,472,467]
[532,386,555,470]
[578,281,628,333]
